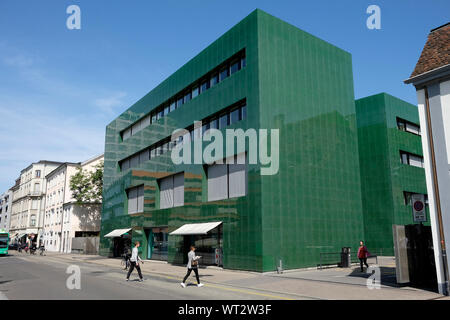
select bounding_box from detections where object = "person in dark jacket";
[357,241,370,272]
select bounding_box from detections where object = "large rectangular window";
[400,151,424,168]
[127,185,144,214]
[207,153,247,201]
[159,173,184,209]
[397,118,420,135]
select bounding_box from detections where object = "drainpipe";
[424,87,449,295]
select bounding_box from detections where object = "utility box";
[340,247,351,268]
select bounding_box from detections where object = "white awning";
[104,228,132,238]
[170,221,222,235]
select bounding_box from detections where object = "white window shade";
[229,153,247,198]
[409,155,424,168]
[132,120,141,135]
[208,164,228,201]
[137,185,144,213]
[173,173,184,207]
[405,123,420,135]
[128,188,138,214]
[160,176,174,209]
[123,128,131,140]
[141,115,151,128]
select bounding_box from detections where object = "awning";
[170,221,222,235]
[104,228,132,238]
[17,233,27,238]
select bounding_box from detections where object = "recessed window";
[397,118,420,135]
[169,102,176,112]
[141,115,150,128]
[400,151,424,168]
[192,87,199,99]
[132,120,141,135]
[200,80,209,93]
[219,68,229,81]
[230,60,240,74]
[164,106,169,116]
[159,173,184,209]
[209,118,218,130]
[219,113,229,129]
[176,97,184,108]
[127,185,144,214]
[230,108,240,124]
[130,154,139,168]
[210,74,219,87]
[35,170,41,178]
[184,92,191,103]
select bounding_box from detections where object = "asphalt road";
[0,252,299,300]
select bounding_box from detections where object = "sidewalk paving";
[43,252,444,300]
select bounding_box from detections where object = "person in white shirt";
[126,241,143,282]
[180,245,204,287]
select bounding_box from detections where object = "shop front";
[144,227,168,261]
[170,221,223,267]
[104,228,132,257]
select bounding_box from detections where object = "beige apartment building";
[43,154,103,253]
[10,161,63,245]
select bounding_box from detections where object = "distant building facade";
[9,161,63,245]
[43,154,103,253]
[0,190,13,232]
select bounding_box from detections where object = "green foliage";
[69,161,103,203]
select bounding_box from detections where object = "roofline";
[81,153,104,167]
[430,22,450,33]
[404,64,450,86]
[45,162,81,179]
[20,160,65,174]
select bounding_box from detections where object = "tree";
[69,161,103,204]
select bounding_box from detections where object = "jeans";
[183,268,200,284]
[127,261,143,280]
[359,258,369,271]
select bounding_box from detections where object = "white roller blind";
[405,123,420,135]
[141,115,151,128]
[139,149,149,163]
[160,176,174,209]
[132,120,141,135]
[128,188,138,214]
[173,173,184,207]
[208,164,228,201]
[137,185,144,213]
[409,155,423,168]
[229,153,246,198]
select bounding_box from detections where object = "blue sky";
[0,0,448,191]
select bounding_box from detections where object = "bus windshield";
[0,234,8,248]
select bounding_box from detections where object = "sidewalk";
[43,252,444,300]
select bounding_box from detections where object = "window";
[209,118,218,130]
[141,115,151,128]
[184,92,191,103]
[139,149,149,163]
[30,214,36,226]
[240,104,247,120]
[34,183,40,193]
[207,153,247,202]
[130,154,139,168]
[192,86,199,99]
[219,113,229,129]
[32,200,38,210]
[400,151,424,168]
[200,80,209,93]
[241,56,246,68]
[230,60,240,74]
[176,97,184,108]
[164,106,169,116]
[403,191,428,206]
[121,159,130,171]
[210,74,219,87]
[230,108,240,125]
[131,120,141,135]
[35,170,41,178]
[397,118,420,135]
[151,114,157,123]
[127,185,144,214]
[169,102,176,112]
[219,68,229,81]
[159,173,184,209]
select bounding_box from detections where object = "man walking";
[126,241,144,282]
[180,246,204,287]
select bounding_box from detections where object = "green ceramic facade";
[100,9,366,272]
[356,93,429,256]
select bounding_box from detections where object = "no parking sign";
[411,194,426,223]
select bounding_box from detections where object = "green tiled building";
[100,9,366,272]
[356,93,429,256]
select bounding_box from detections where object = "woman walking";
[126,241,144,282]
[180,246,204,288]
[357,240,370,272]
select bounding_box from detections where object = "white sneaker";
[197,283,204,287]
[180,283,186,288]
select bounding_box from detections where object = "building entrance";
[144,227,168,261]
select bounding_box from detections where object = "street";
[0,252,302,300]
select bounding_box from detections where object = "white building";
[0,190,13,232]
[43,154,103,253]
[405,22,450,295]
[9,161,63,245]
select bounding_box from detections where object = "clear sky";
[0,0,448,191]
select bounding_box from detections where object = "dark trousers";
[359,258,369,271]
[127,261,143,279]
[183,268,200,284]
